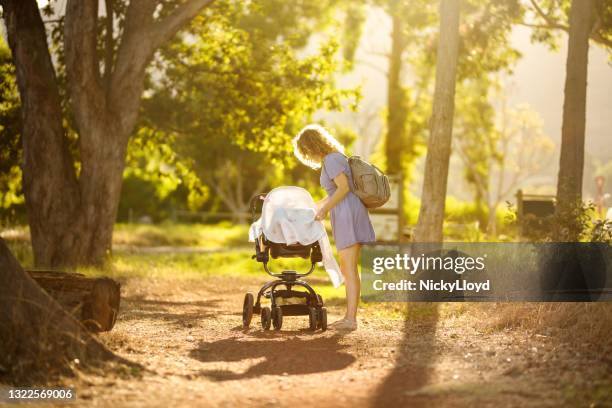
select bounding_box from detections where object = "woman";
[293,124,375,331]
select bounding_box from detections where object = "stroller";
[243,187,328,331]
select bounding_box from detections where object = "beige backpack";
[348,156,391,208]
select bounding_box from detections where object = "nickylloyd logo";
[420,279,490,292]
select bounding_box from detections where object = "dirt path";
[66,275,611,408]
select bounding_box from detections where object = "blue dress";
[320,152,376,250]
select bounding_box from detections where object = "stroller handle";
[249,192,267,224]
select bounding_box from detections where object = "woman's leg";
[338,243,361,322]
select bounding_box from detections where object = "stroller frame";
[242,193,328,331]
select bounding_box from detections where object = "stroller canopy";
[255,186,325,246]
[248,186,343,287]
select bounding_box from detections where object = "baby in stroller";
[244,186,341,331]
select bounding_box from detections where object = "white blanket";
[248,186,343,288]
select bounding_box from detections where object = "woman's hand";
[315,207,328,221]
[315,197,329,211]
[315,173,350,221]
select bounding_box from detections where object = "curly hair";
[292,124,345,169]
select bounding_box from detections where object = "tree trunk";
[1,0,83,266]
[0,238,123,383]
[474,188,488,233]
[556,0,595,216]
[2,0,214,267]
[76,124,130,265]
[414,0,461,243]
[385,11,408,175]
[2,0,129,267]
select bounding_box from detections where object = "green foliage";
[139,0,358,214]
[526,0,612,57]
[403,191,421,225]
[124,128,208,211]
[0,38,23,212]
[458,0,523,77]
[444,196,483,224]
[549,202,612,243]
[387,0,437,179]
[341,3,367,63]
[453,78,499,222]
[601,0,612,50]
[414,0,523,84]
[150,4,357,158]
[516,201,611,242]
[231,0,342,49]
[591,218,612,242]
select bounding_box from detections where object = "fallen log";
[25,269,121,332]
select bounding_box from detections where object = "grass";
[4,222,612,350]
[80,249,346,304]
[477,302,612,349]
[2,222,347,303]
[0,222,251,250]
[90,249,333,281]
[113,221,250,248]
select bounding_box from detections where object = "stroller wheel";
[242,292,254,329]
[308,307,317,331]
[261,307,271,330]
[319,307,328,331]
[272,306,283,330]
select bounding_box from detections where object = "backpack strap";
[321,152,357,191]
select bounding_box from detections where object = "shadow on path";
[121,296,227,326]
[370,303,440,407]
[189,332,355,381]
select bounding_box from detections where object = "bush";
[444,196,481,223]
[516,201,611,242]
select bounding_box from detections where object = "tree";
[338,0,436,177]
[339,0,521,186]
[0,0,215,267]
[405,0,523,238]
[453,78,499,231]
[414,0,461,242]
[455,98,555,235]
[140,1,356,222]
[556,0,597,219]
[448,0,523,233]
[385,5,409,175]
[383,0,434,175]
[0,238,129,382]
